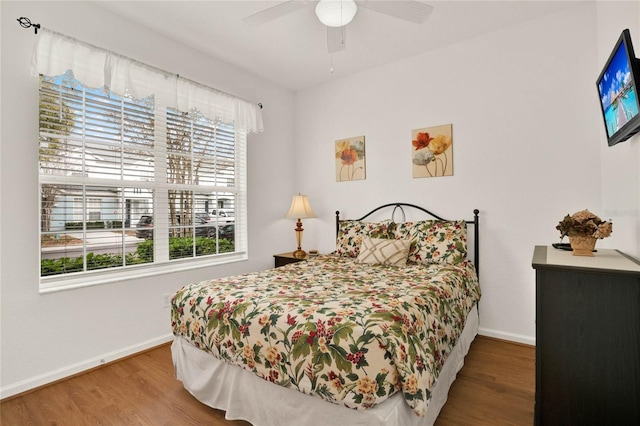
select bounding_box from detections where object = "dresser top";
[533,246,640,275]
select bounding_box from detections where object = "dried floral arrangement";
[556,209,613,240]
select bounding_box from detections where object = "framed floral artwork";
[335,136,366,182]
[412,124,453,178]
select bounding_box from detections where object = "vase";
[569,235,597,256]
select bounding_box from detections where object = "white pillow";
[356,237,411,267]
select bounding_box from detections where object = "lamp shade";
[284,194,317,219]
[315,0,357,27]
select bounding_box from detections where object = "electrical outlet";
[163,293,173,308]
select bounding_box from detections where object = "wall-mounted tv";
[596,29,640,147]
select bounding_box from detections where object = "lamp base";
[292,249,307,259]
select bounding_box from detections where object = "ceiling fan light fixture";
[315,0,357,27]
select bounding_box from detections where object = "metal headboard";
[335,203,480,276]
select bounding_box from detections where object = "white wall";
[596,2,640,258]
[0,1,296,398]
[293,2,637,344]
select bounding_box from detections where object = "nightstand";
[274,252,308,267]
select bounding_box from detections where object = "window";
[39,71,247,286]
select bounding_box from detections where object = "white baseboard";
[2,329,534,400]
[0,334,174,400]
[478,327,535,346]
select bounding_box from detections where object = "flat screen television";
[596,29,640,146]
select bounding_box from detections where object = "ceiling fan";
[243,0,433,53]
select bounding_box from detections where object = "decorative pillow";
[356,237,411,266]
[394,220,467,265]
[336,220,396,257]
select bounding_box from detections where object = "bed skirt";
[171,304,478,426]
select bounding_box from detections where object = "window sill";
[39,251,248,294]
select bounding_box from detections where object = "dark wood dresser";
[532,245,640,425]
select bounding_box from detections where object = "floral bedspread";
[171,254,480,416]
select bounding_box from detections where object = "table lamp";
[284,194,317,258]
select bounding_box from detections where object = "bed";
[171,203,481,425]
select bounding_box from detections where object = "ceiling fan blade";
[327,26,347,53]
[357,0,433,24]
[243,1,313,27]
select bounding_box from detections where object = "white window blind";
[35,30,258,290]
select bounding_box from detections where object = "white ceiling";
[95,1,581,92]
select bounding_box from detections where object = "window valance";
[31,29,263,133]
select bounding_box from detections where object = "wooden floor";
[1,336,534,425]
